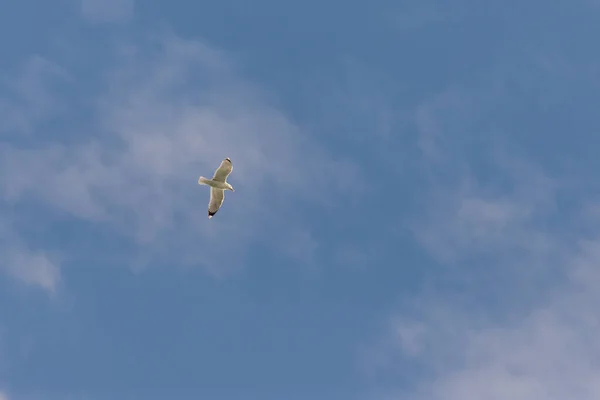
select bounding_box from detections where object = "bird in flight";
[198,158,235,219]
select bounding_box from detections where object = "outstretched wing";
[211,158,233,182]
[208,188,225,218]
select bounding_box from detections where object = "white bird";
[198,158,235,219]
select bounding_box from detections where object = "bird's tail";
[198,176,212,185]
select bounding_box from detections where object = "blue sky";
[1,0,600,399]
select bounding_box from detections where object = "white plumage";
[198,158,235,219]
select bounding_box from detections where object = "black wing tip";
[208,210,217,217]
[224,157,231,163]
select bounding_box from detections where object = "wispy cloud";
[0,33,359,281]
[412,163,557,268]
[384,233,600,400]
[80,0,134,23]
[410,89,560,282]
[364,166,600,399]
[0,216,61,293]
[0,56,69,137]
[366,82,600,399]
[1,247,60,295]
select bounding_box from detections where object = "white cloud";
[410,87,560,275]
[0,56,69,136]
[367,198,600,399]
[414,89,471,162]
[384,234,600,400]
[0,220,61,294]
[369,147,600,400]
[80,0,134,23]
[1,249,60,294]
[0,34,359,278]
[412,169,556,265]
[364,79,600,399]
[0,391,8,400]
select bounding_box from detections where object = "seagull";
[198,158,235,219]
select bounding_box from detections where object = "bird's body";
[198,158,235,219]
